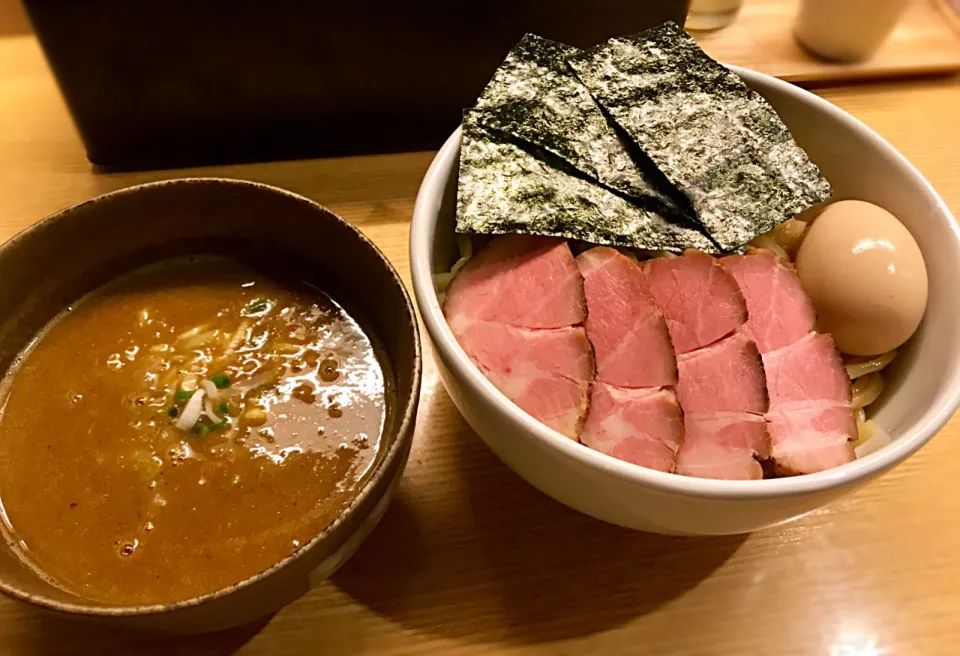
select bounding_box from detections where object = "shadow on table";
[11,610,269,655]
[334,388,747,646]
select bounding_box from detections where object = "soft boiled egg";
[795,200,928,356]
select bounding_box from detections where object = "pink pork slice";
[456,320,594,440]
[721,250,817,354]
[576,246,677,388]
[676,332,768,414]
[767,403,857,476]
[762,332,856,474]
[642,249,747,355]
[444,234,586,334]
[675,413,770,481]
[762,332,852,406]
[581,383,684,472]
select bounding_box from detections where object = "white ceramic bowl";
[409,66,960,535]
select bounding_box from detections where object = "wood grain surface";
[696,0,960,83]
[2,20,960,656]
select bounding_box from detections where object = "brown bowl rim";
[0,177,422,617]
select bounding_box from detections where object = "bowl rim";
[409,65,960,502]
[0,177,422,617]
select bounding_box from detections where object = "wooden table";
[2,22,960,656]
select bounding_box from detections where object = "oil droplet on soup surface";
[0,258,386,606]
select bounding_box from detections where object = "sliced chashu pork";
[444,234,585,333]
[577,246,677,388]
[642,250,769,480]
[762,331,852,406]
[576,247,683,471]
[762,332,856,474]
[444,236,593,439]
[676,332,768,414]
[457,321,594,439]
[767,404,857,476]
[720,251,855,475]
[675,413,770,480]
[720,250,816,354]
[581,384,684,472]
[673,334,770,479]
[642,250,747,355]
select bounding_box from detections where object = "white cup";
[687,0,744,31]
[795,0,909,62]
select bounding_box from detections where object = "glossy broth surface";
[0,259,385,605]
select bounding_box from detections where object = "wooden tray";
[694,0,960,83]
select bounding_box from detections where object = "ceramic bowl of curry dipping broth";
[409,65,960,536]
[0,178,421,631]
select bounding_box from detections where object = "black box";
[25,0,689,170]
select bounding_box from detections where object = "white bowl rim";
[410,64,960,501]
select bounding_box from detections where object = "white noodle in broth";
[435,235,475,304]
[749,234,789,261]
[851,372,884,409]
[845,350,897,380]
[750,218,808,257]
[853,416,876,448]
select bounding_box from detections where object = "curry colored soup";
[0,258,386,605]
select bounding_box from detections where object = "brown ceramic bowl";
[0,178,421,632]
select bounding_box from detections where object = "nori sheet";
[568,21,832,251]
[472,33,688,218]
[456,114,717,253]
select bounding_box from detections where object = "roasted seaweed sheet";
[568,21,832,251]
[456,115,717,253]
[472,33,686,218]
